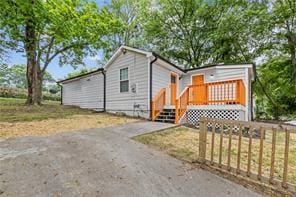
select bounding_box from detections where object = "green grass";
[134,126,296,185]
[0,97,95,122]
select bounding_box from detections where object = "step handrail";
[151,88,166,121]
[175,87,189,123]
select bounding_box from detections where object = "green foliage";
[66,67,95,78]
[103,0,150,60]
[0,87,60,101]
[141,0,268,68]
[0,64,54,89]
[0,0,123,104]
[0,0,122,68]
[255,58,296,120]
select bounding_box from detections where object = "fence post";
[199,117,207,163]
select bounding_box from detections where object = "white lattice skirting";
[182,109,245,126]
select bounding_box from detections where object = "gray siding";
[181,67,247,88]
[62,73,104,110]
[152,63,182,106]
[105,51,149,118]
[152,63,171,105]
[181,67,250,121]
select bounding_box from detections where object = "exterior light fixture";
[121,48,127,54]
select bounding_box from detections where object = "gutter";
[55,82,63,105]
[149,55,158,120]
[58,84,63,105]
[57,68,104,84]
[102,70,106,112]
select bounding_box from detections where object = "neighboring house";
[58,46,255,124]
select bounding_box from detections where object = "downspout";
[60,85,63,105]
[57,83,63,105]
[251,63,257,121]
[102,70,106,112]
[149,54,158,120]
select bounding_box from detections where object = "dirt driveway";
[0,121,260,197]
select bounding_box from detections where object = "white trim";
[154,58,185,75]
[245,67,249,121]
[104,46,153,70]
[164,105,176,109]
[186,67,216,74]
[218,64,253,69]
[170,71,179,105]
[187,104,246,111]
[60,71,102,84]
[119,67,129,93]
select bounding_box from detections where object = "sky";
[5,0,110,81]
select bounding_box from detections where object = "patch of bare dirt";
[0,114,137,139]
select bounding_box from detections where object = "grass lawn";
[134,126,296,185]
[0,97,137,138]
[0,97,95,122]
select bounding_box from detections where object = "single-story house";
[58,46,255,124]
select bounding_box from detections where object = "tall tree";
[270,0,296,84]
[142,0,263,68]
[0,0,121,105]
[143,0,215,68]
[104,0,149,59]
[255,58,296,120]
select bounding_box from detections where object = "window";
[171,75,176,84]
[120,68,129,92]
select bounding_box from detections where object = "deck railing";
[199,117,296,194]
[151,88,166,121]
[175,79,246,123]
[175,87,189,123]
[188,79,245,106]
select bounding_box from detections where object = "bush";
[0,87,60,101]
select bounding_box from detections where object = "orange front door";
[191,75,206,104]
[170,74,177,105]
[192,75,204,85]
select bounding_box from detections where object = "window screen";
[120,68,129,92]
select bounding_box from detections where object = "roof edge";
[57,68,104,84]
[152,52,185,73]
[185,62,254,72]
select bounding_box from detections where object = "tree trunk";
[24,12,42,105]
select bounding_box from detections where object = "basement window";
[120,67,129,92]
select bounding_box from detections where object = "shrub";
[0,87,60,101]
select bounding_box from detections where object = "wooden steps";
[154,108,175,124]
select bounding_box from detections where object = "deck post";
[199,117,207,163]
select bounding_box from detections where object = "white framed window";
[120,67,129,92]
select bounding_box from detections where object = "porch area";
[152,79,246,124]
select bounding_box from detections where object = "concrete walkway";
[0,121,260,197]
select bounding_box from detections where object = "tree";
[255,58,296,120]
[104,0,149,60]
[0,0,121,105]
[142,0,266,68]
[270,0,296,85]
[0,64,10,87]
[209,0,269,63]
[66,67,95,78]
[0,64,54,89]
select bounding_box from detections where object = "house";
[58,46,255,124]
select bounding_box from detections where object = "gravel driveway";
[0,121,260,197]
